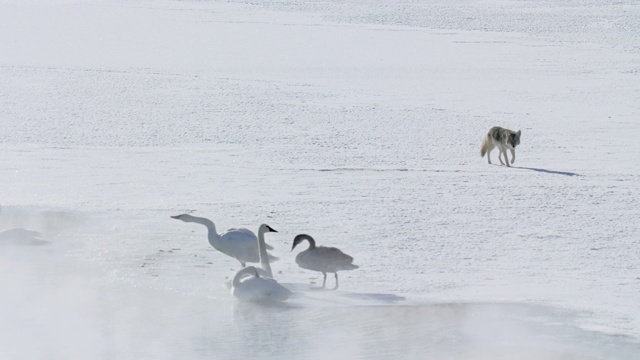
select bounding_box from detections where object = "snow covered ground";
[0,0,639,358]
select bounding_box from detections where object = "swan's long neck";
[232,267,255,288]
[187,216,220,244]
[257,227,273,278]
[303,235,316,250]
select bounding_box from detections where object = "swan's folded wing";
[234,277,291,302]
[316,246,354,263]
[223,228,274,250]
[221,231,273,254]
[223,227,256,238]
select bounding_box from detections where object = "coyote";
[480,126,521,167]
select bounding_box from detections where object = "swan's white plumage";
[229,224,291,302]
[230,266,291,303]
[224,267,270,289]
[223,223,277,289]
[292,234,358,289]
[171,214,276,266]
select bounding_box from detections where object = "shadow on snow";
[512,166,581,177]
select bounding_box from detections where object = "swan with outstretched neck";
[170,214,277,267]
[291,234,359,290]
[230,224,291,303]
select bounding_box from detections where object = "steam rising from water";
[1,209,638,359]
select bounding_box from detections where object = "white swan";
[230,224,291,303]
[171,214,277,266]
[223,223,276,289]
[291,234,359,289]
[230,266,292,303]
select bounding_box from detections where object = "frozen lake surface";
[1,0,639,358]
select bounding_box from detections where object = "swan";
[291,234,359,290]
[223,223,277,289]
[230,266,292,303]
[230,224,291,302]
[171,214,277,267]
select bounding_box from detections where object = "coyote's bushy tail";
[480,135,490,157]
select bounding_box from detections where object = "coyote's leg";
[497,146,505,165]
[502,149,510,167]
[487,148,492,164]
[510,148,516,164]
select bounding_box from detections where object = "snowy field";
[1,0,639,358]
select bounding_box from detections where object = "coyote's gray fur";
[480,126,521,167]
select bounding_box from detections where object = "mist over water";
[1,209,639,359]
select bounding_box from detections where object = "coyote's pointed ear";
[517,130,521,137]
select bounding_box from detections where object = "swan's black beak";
[170,215,179,219]
[267,225,278,233]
